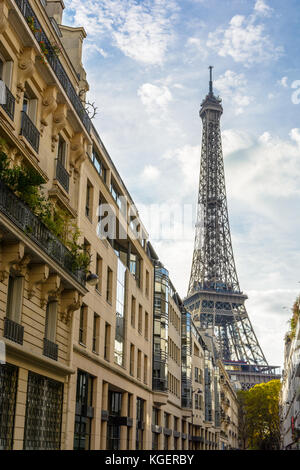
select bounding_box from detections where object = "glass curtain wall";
[152,263,169,392]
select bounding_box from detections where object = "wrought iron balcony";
[4,317,24,345]
[15,0,91,134]
[0,179,86,286]
[55,158,69,193]
[43,337,58,361]
[20,111,40,153]
[1,85,15,121]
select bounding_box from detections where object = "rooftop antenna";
[209,65,213,95]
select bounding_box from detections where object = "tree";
[237,380,281,450]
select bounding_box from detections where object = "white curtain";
[0,80,6,104]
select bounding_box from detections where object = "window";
[138,304,142,334]
[110,181,126,215]
[152,407,159,425]
[24,372,63,450]
[164,412,170,429]
[130,344,135,376]
[114,258,126,366]
[145,311,149,340]
[92,313,100,353]
[57,135,66,166]
[174,417,179,432]
[143,355,148,384]
[45,301,57,342]
[106,267,113,304]
[6,275,24,323]
[195,367,199,382]
[95,254,102,292]
[0,54,13,88]
[145,270,149,297]
[152,433,158,450]
[91,147,107,182]
[137,350,141,380]
[85,180,93,220]
[79,305,87,345]
[136,397,144,450]
[131,296,136,328]
[74,370,94,450]
[130,253,141,287]
[104,322,110,360]
[0,363,18,450]
[107,391,122,450]
[22,86,37,123]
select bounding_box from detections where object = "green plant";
[66,224,92,274]
[0,150,90,273]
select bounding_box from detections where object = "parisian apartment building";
[0,0,239,450]
[281,313,300,449]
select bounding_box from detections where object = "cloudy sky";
[63,0,300,368]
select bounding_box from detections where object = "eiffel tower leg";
[236,313,268,365]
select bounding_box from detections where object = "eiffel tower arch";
[184,67,280,389]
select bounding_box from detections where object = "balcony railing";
[1,85,15,121]
[43,337,58,361]
[0,179,86,286]
[4,317,24,344]
[15,0,91,133]
[20,111,40,153]
[55,158,70,192]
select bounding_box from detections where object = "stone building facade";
[0,0,239,450]
[281,316,300,450]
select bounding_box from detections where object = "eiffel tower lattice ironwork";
[184,67,279,388]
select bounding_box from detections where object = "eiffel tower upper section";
[188,66,240,296]
[184,68,280,387]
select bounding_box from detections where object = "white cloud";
[83,43,108,59]
[137,83,173,121]
[186,37,208,59]
[214,70,253,114]
[140,164,161,181]
[64,0,178,65]
[279,76,288,88]
[254,0,272,17]
[227,128,300,211]
[207,12,282,66]
[222,129,254,157]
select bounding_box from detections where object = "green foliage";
[0,150,90,273]
[66,224,92,273]
[237,380,281,450]
[285,296,300,341]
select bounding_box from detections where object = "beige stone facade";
[218,361,239,450]
[0,0,239,451]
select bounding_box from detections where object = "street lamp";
[86,271,99,286]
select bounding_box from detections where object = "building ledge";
[2,336,75,377]
[153,391,168,406]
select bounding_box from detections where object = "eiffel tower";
[184,67,279,389]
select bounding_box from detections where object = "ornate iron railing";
[55,158,69,192]
[20,111,40,153]
[15,0,91,133]
[0,363,18,450]
[4,316,24,345]
[43,338,58,361]
[23,371,63,449]
[0,179,86,286]
[1,85,15,121]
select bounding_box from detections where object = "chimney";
[45,0,65,25]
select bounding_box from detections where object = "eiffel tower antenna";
[209,65,213,95]
[184,66,279,389]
